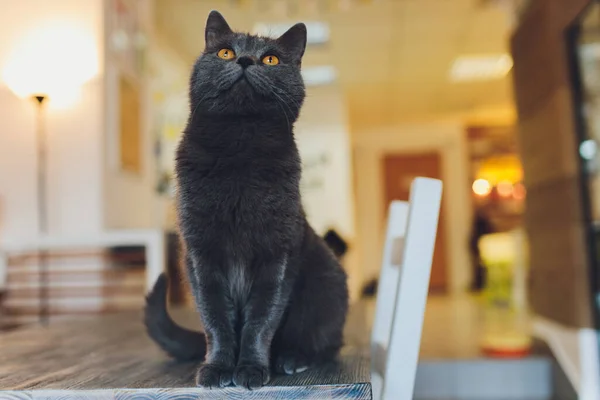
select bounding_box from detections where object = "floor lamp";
[2,24,99,327]
[33,94,49,326]
[2,93,50,326]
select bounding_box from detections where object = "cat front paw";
[195,363,234,388]
[233,364,270,390]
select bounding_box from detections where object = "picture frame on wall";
[118,75,142,174]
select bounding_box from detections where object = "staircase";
[0,248,146,328]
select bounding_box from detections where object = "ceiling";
[154,0,516,130]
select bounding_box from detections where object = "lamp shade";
[2,21,99,105]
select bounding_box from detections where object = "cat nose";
[237,56,255,69]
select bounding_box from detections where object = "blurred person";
[470,203,494,291]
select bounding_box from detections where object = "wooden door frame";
[382,152,448,292]
[352,123,472,294]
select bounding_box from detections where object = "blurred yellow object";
[153,92,165,103]
[480,232,515,265]
[477,154,523,185]
[480,332,532,357]
[479,231,531,358]
[165,125,179,140]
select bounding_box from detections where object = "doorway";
[383,152,447,292]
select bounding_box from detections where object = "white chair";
[370,177,443,400]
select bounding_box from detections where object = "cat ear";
[205,11,232,47]
[276,23,307,63]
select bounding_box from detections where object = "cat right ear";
[276,23,307,64]
[205,11,232,47]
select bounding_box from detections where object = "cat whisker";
[268,81,302,113]
[190,71,241,116]
[270,89,299,123]
[250,73,293,131]
[273,94,291,132]
[268,90,293,132]
[245,70,273,97]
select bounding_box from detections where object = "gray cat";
[144,11,349,390]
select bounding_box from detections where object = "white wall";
[0,0,105,242]
[297,86,355,237]
[0,88,40,240]
[296,86,359,299]
[144,36,190,230]
[353,122,472,293]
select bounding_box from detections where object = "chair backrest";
[371,177,443,400]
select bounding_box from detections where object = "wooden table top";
[0,310,372,399]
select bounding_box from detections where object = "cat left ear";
[276,23,307,63]
[205,10,232,48]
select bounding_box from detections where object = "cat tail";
[144,273,206,361]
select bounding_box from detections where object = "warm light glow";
[497,180,513,197]
[477,155,523,185]
[513,183,526,200]
[472,179,492,196]
[450,54,513,82]
[2,21,99,104]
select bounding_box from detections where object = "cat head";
[189,11,307,120]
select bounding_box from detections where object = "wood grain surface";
[0,310,372,399]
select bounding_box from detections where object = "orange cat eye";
[262,55,280,66]
[217,49,235,60]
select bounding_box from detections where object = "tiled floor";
[344,294,532,360]
[420,295,487,359]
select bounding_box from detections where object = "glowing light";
[2,21,99,106]
[472,179,492,196]
[497,180,513,197]
[580,139,597,160]
[450,54,513,82]
[513,183,526,200]
[477,155,523,184]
